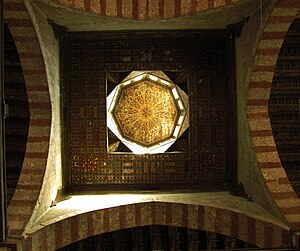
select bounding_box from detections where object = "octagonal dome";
[107,71,189,154]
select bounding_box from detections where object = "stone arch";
[4,0,51,236]
[247,0,300,228]
[51,0,242,20]
[26,202,290,250]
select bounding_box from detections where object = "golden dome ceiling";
[107,71,189,154]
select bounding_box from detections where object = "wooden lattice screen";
[60,30,236,192]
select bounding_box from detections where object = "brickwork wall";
[3,0,300,248]
[52,0,241,20]
[247,0,300,229]
[25,202,291,250]
[3,0,51,237]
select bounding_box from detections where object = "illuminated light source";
[173,126,180,137]
[178,100,184,110]
[178,115,184,125]
[133,74,144,82]
[107,71,189,154]
[172,88,179,99]
[122,80,131,86]
[149,74,158,81]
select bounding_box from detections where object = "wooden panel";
[61,30,236,191]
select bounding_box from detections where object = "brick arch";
[51,0,242,20]
[3,0,51,236]
[26,202,290,251]
[247,0,300,229]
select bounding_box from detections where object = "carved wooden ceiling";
[107,71,188,154]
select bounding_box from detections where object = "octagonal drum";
[107,71,189,154]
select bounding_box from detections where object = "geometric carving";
[62,30,236,189]
[107,71,189,154]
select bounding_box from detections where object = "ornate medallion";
[107,71,189,154]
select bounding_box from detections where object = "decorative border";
[3,0,51,236]
[247,0,300,229]
[25,202,291,250]
[51,0,241,20]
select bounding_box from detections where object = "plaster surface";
[34,0,263,31]
[25,192,289,235]
[235,0,286,222]
[22,0,288,238]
